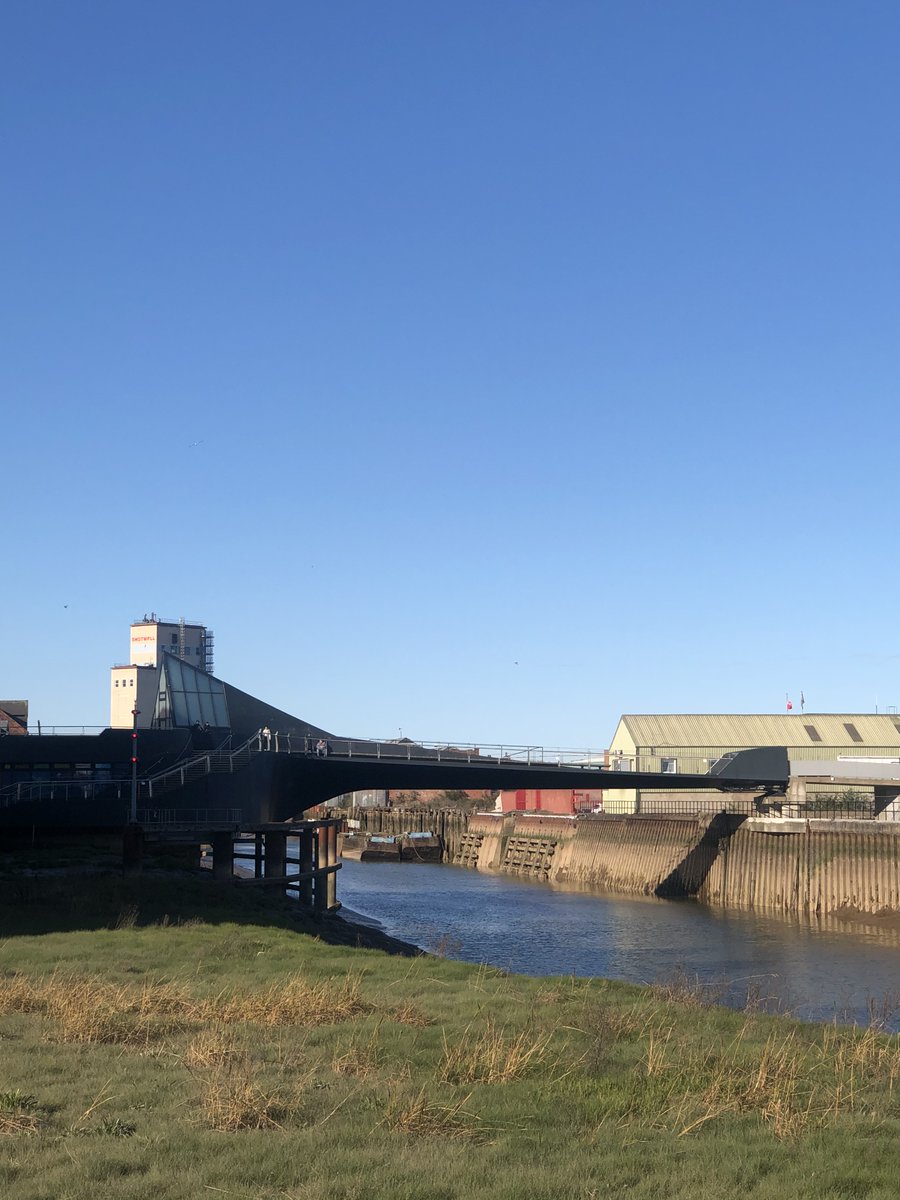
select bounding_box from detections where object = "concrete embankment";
[460,811,900,919]
[346,806,900,918]
[458,812,739,898]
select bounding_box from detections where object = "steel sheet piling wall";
[700,820,900,916]
[553,815,709,895]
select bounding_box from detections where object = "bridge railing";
[271,734,610,767]
[0,779,133,808]
[140,734,257,799]
[138,808,243,829]
[0,726,108,737]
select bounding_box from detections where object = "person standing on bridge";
[262,726,272,751]
[316,738,328,757]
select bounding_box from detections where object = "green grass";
[0,865,899,1199]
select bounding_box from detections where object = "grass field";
[0,857,899,1200]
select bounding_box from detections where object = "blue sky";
[4,1,900,747]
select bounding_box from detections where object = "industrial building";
[110,615,215,728]
[495,787,605,815]
[605,713,900,812]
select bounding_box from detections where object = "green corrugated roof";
[619,713,900,749]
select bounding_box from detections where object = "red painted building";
[498,787,603,815]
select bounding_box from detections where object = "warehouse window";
[804,724,822,742]
[843,723,863,743]
[661,757,678,773]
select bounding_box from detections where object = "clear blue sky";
[4,2,900,747]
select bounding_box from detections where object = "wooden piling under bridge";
[126,817,342,915]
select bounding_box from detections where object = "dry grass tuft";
[199,1060,291,1132]
[0,969,376,1046]
[383,1087,481,1139]
[0,1090,40,1136]
[439,1019,552,1085]
[183,1025,243,1070]
[635,1025,900,1141]
[211,972,374,1028]
[390,1001,432,1027]
[0,973,197,1044]
[332,1027,383,1078]
[651,967,726,1009]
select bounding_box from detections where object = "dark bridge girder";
[266,745,789,819]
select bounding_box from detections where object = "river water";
[335,858,900,1030]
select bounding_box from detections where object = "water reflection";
[335,858,900,1030]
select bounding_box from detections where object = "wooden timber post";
[298,827,315,907]
[313,820,338,915]
[254,832,264,879]
[266,831,287,884]
[211,832,234,881]
[325,821,338,911]
[314,823,327,915]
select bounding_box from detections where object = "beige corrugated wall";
[552,816,709,895]
[700,821,900,916]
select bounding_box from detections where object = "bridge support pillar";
[266,831,287,882]
[254,832,264,878]
[787,777,807,807]
[211,832,234,881]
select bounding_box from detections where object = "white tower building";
[110,614,215,728]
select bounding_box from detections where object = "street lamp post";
[130,707,140,823]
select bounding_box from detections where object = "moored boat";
[340,833,401,862]
[400,831,443,862]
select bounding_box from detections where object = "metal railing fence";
[264,733,609,767]
[0,726,108,737]
[138,808,242,828]
[615,794,890,820]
